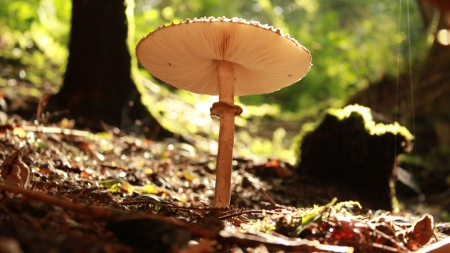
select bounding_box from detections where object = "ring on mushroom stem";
[136,17,312,207]
[210,102,243,118]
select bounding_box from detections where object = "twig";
[218,209,290,220]
[21,125,90,137]
[0,181,117,219]
[259,187,283,207]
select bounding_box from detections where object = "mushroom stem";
[213,60,236,207]
[218,61,234,104]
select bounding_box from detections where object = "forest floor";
[0,95,450,253]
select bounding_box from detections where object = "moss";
[328,104,414,139]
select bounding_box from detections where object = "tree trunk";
[45,0,174,140]
[46,0,132,130]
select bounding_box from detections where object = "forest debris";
[0,181,215,250]
[0,149,29,188]
[0,181,117,219]
[416,236,450,253]
[219,227,354,253]
[401,214,435,250]
[252,159,294,178]
[107,213,193,252]
[0,237,23,253]
[177,239,214,253]
[259,187,282,207]
[0,113,445,253]
[0,182,367,253]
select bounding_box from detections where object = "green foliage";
[294,197,337,235]
[0,0,71,93]
[133,0,424,116]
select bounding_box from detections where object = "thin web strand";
[395,0,403,160]
[406,0,420,191]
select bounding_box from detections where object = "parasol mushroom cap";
[136,17,312,96]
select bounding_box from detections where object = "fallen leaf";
[0,150,30,188]
[405,214,434,250]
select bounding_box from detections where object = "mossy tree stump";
[296,104,413,211]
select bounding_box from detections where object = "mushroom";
[136,17,311,207]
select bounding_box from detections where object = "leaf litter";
[0,114,449,253]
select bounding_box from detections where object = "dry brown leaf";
[405,214,435,249]
[0,150,30,188]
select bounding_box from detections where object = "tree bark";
[46,0,133,130]
[45,0,175,140]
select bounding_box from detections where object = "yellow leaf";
[13,127,26,138]
[144,184,158,194]
[182,172,196,181]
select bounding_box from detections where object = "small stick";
[218,209,291,220]
[0,181,117,219]
[21,125,90,137]
[259,187,283,207]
